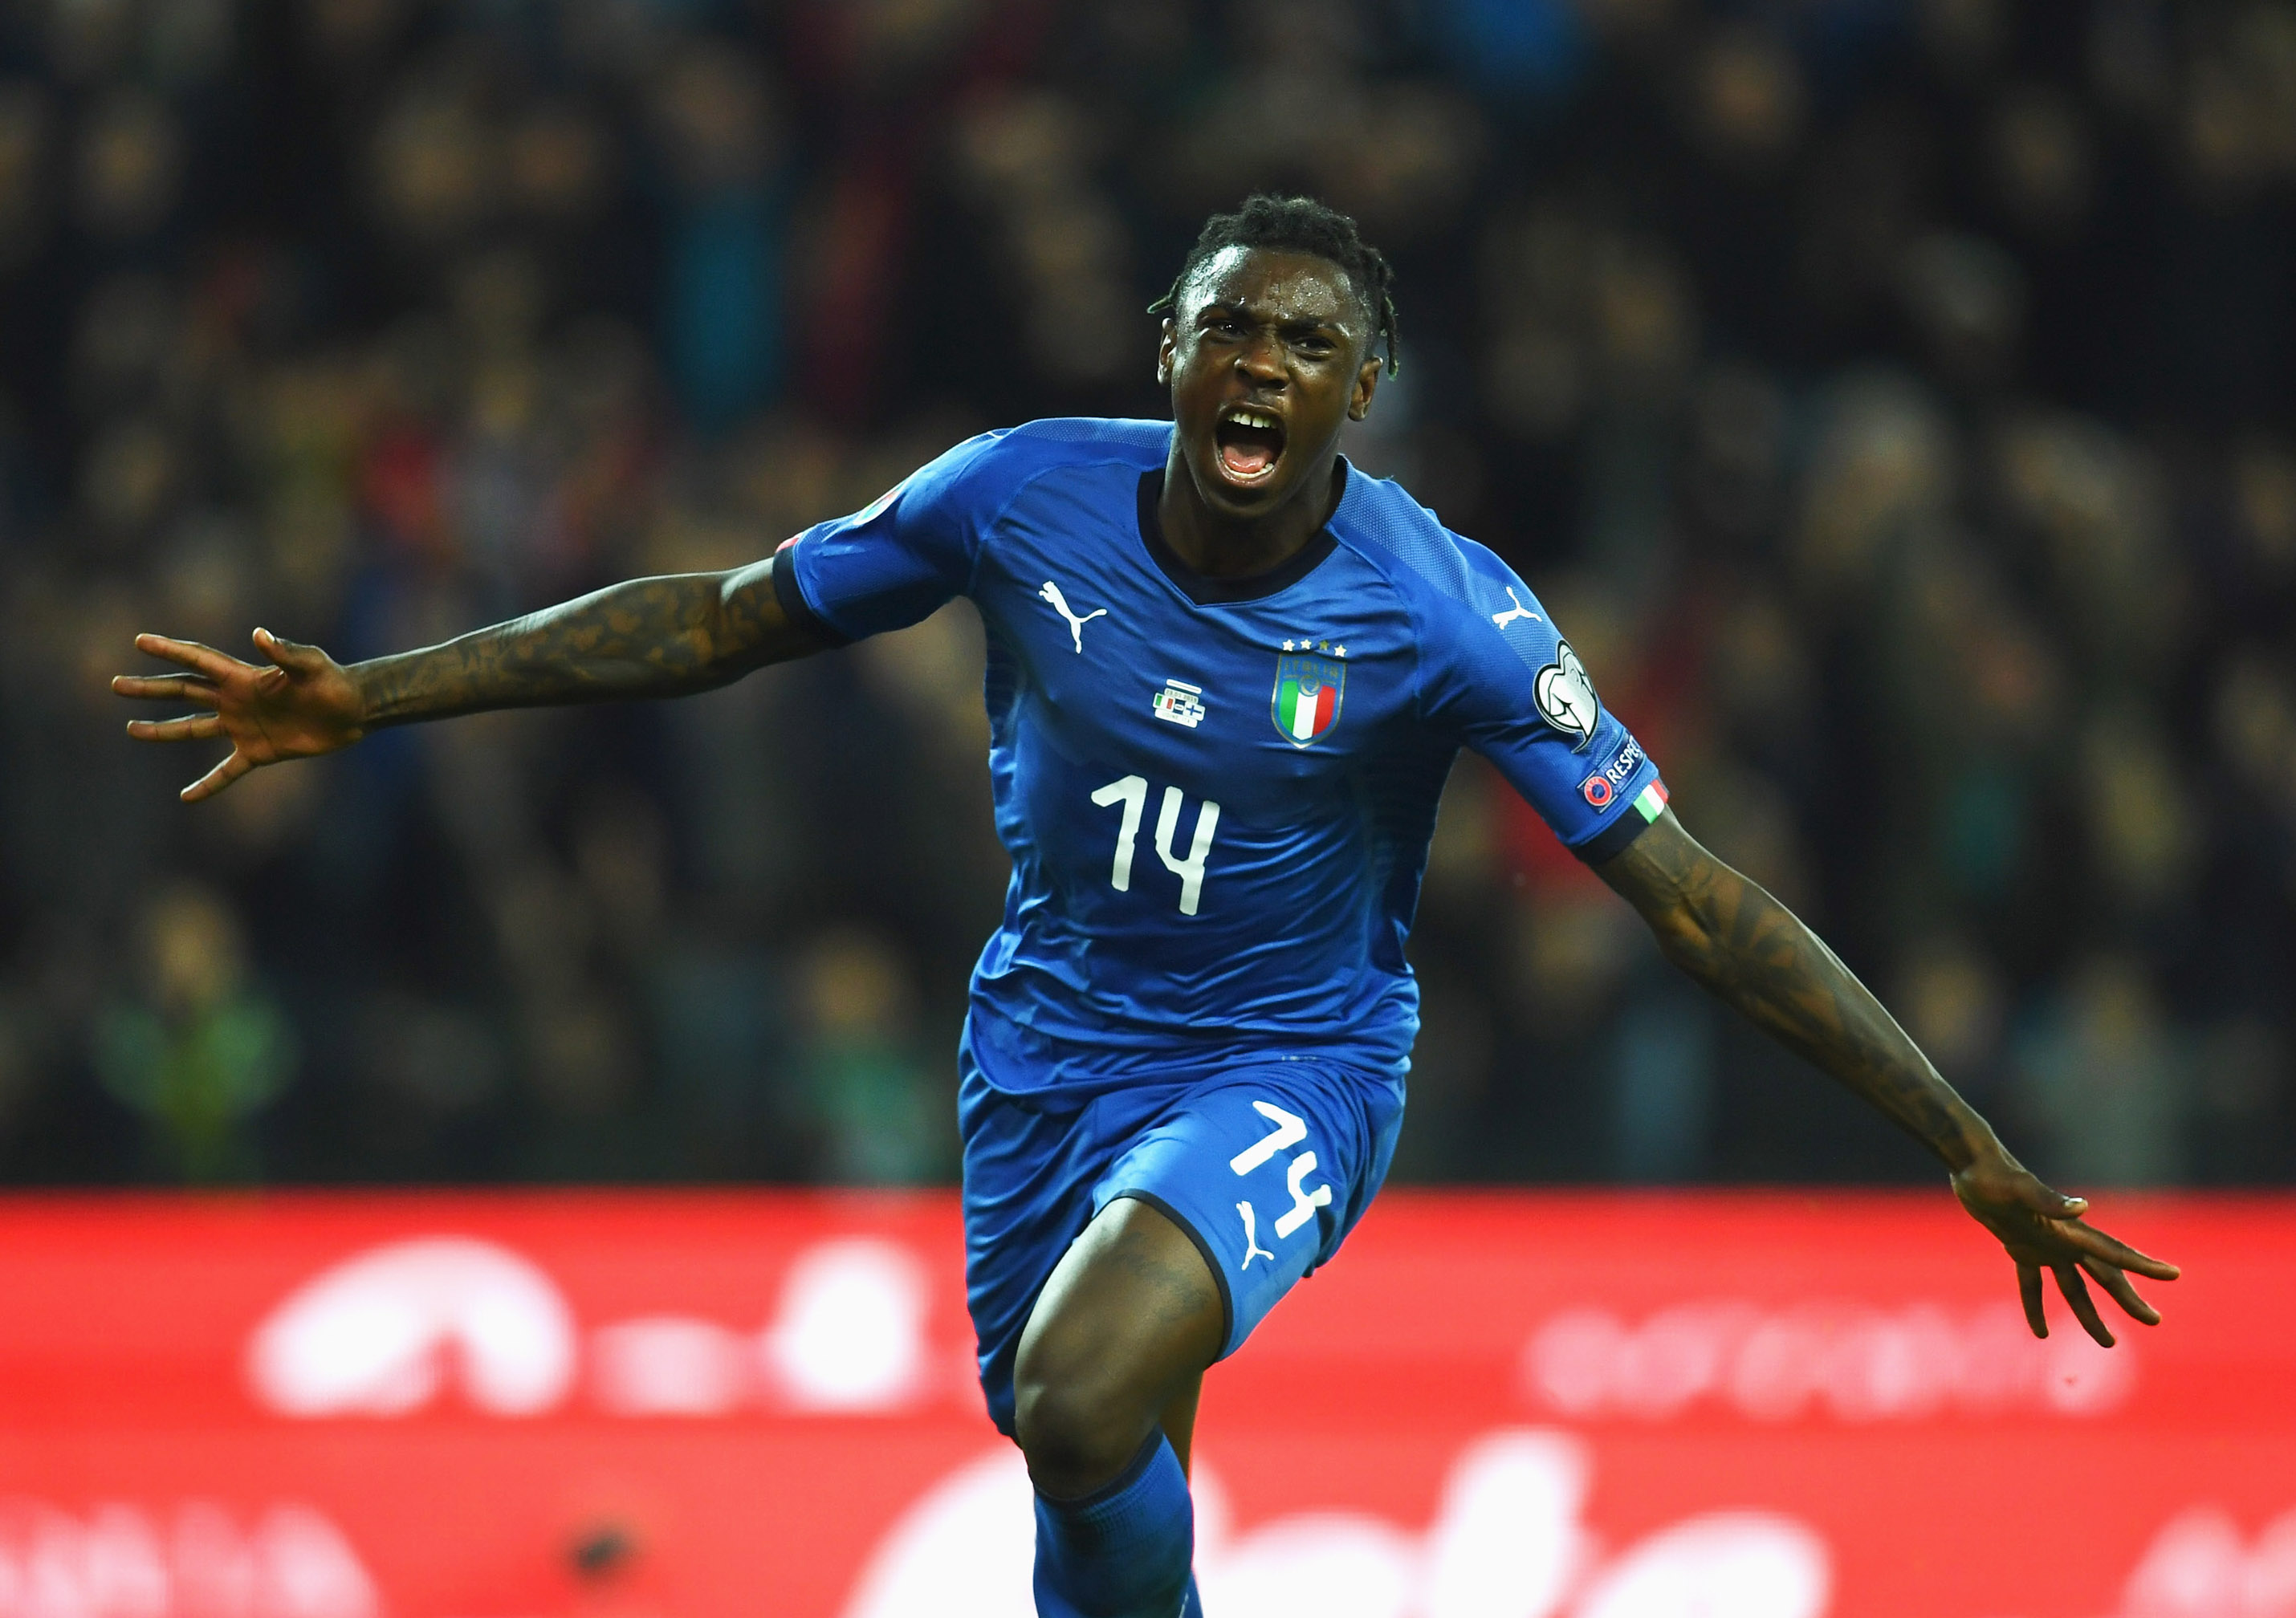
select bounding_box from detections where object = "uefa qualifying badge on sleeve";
[1535,640,1600,750]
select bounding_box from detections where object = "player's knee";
[1012,1349,1144,1494]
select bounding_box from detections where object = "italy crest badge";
[1271,652,1345,746]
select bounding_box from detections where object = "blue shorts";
[959,1047,1406,1436]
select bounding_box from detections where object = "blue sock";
[1032,1432,1195,1618]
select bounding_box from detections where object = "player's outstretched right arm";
[112,556,825,802]
[1594,807,2178,1345]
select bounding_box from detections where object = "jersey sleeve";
[771,430,1007,644]
[1419,541,1668,865]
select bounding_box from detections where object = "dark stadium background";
[2,0,2290,1194]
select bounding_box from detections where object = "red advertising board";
[0,1190,2288,1618]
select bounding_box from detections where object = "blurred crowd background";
[0,0,2290,1191]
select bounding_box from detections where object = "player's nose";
[1234,333,1285,384]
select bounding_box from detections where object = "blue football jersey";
[777,419,1667,1095]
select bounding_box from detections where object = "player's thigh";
[1158,1375,1203,1476]
[1012,1195,1223,1490]
[959,1062,1199,1442]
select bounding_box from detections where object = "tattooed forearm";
[354,557,820,727]
[1595,811,1993,1169]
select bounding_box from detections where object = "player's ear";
[1156,318,1177,386]
[1347,352,1382,422]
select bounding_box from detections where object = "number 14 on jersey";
[1091,776,1220,915]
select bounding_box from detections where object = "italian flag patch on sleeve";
[1633,781,1669,822]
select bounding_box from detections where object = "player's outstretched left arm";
[112,555,825,801]
[1594,808,2180,1346]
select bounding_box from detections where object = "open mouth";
[1214,405,1286,482]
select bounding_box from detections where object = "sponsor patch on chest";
[1153,679,1207,729]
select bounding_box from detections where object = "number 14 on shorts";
[1229,1100,1330,1271]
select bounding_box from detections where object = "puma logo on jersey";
[1236,1201,1275,1270]
[1038,580,1107,652]
[1491,587,1543,630]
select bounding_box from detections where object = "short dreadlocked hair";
[1148,194,1400,376]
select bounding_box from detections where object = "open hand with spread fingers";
[112,630,366,802]
[1951,1149,2180,1347]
